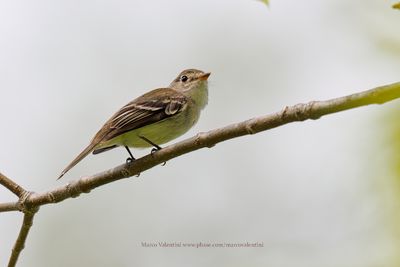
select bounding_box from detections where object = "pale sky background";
[1,0,400,266]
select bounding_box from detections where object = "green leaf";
[258,0,269,7]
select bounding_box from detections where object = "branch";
[0,201,19,212]
[0,173,38,267]
[0,172,26,198]
[0,81,399,267]
[8,210,37,267]
[18,82,400,207]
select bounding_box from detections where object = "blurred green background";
[1,0,400,266]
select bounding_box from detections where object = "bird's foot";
[150,147,166,166]
[139,136,166,166]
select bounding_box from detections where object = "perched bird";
[58,69,210,179]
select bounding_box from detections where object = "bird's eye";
[180,75,188,82]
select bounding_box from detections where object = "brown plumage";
[58,69,210,179]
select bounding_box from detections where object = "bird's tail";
[57,143,96,180]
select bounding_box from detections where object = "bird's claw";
[150,147,166,166]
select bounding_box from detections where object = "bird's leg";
[139,136,166,166]
[124,146,140,177]
[139,135,162,152]
[125,146,135,162]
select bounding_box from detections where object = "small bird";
[58,69,210,179]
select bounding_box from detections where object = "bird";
[58,69,210,179]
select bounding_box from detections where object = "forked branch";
[1,81,400,267]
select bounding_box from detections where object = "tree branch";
[0,172,38,267]
[0,172,26,198]
[8,82,400,207]
[1,81,399,266]
[8,210,37,267]
[0,201,19,212]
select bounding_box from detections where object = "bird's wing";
[95,88,188,143]
[58,88,187,180]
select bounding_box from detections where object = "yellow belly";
[96,106,200,149]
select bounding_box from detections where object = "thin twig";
[8,211,37,267]
[0,202,19,212]
[0,172,37,267]
[1,81,399,267]
[23,81,400,207]
[0,172,26,198]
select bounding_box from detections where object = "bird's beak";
[198,72,211,81]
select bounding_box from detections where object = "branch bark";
[0,201,19,212]
[0,173,38,267]
[0,172,26,198]
[29,81,400,207]
[8,211,37,267]
[1,81,400,266]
